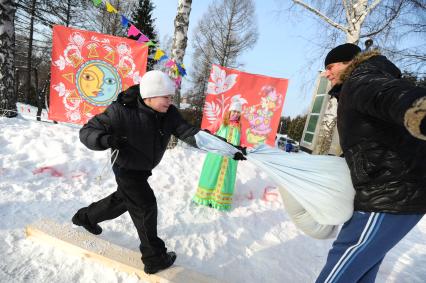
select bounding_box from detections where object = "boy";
[73,70,201,274]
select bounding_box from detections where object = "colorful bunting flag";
[92,0,102,7]
[154,49,166,60]
[159,55,168,62]
[176,63,186,76]
[127,25,140,37]
[137,33,150,43]
[121,15,129,27]
[138,33,149,42]
[175,76,182,87]
[89,0,187,80]
[165,59,175,68]
[144,40,156,47]
[106,2,118,13]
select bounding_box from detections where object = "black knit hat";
[324,43,361,68]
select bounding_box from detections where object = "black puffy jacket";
[79,85,199,171]
[331,50,426,213]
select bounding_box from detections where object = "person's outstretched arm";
[344,68,426,140]
[168,106,245,159]
[79,103,126,151]
[404,95,426,141]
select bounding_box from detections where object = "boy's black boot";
[144,251,177,274]
[71,209,102,235]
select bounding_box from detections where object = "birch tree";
[292,0,383,43]
[166,0,192,148]
[0,0,17,117]
[189,0,258,110]
[171,0,192,108]
[288,0,425,70]
[285,0,425,154]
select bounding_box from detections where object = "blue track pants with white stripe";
[316,211,424,283]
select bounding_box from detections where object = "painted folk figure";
[193,101,243,211]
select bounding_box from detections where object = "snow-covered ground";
[0,112,425,283]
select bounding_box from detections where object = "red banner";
[201,65,288,147]
[48,25,148,124]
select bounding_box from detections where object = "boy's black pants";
[81,164,167,265]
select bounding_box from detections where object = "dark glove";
[233,151,246,161]
[107,135,128,150]
[235,146,247,155]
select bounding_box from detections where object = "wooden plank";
[25,219,222,283]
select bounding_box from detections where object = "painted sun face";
[80,65,103,97]
[98,65,118,97]
[76,60,122,106]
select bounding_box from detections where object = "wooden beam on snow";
[25,219,222,283]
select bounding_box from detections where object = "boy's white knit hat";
[139,70,175,98]
[229,100,242,112]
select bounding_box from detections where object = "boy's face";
[325,62,350,86]
[144,95,173,113]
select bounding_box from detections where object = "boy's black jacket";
[80,85,199,171]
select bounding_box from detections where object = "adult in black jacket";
[72,70,200,274]
[316,44,426,283]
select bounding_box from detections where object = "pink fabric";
[137,33,149,43]
[33,166,63,177]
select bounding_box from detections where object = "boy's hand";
[108,135,128,150]
[235,146,247,155]
[233,151,247,161]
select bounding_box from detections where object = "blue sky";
[150,0,333,118]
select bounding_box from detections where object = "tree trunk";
[65,0,71,26]
[345,0,369,43]
[0,0,17,118]
[171,0,192,109]
[168,0,192,149]
[25,0,36,104]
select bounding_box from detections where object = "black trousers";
[82,164,167,264]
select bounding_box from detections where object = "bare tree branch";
[342,0,352,27]
[292,0,348,32]
[366,0,383,14]
[189,0,258,109]
[361,0,403,38]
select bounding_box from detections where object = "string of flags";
[91,0,186,86]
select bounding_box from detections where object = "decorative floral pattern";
[201,64,288,147]
[243,86,283,145]
[203,65,245,123]
[207,65,238,95]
